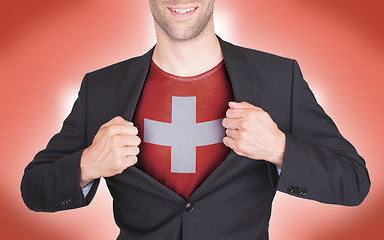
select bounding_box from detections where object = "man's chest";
[131,61,234,199]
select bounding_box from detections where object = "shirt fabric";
[131,60,234,200]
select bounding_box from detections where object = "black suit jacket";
[21,36,370,240]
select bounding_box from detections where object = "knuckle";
[116,167,124,175]
[238,131,247,140]
[112,148,121,159]
[244,111,253,119]
[115,159,123,168]
[260,111,268,118]
[234,141,242,151]
[111,134,122,144]
[258,111,270,121]
[118,158,127,168]
[113,158,121,170]
[257,106,265,112]
[107,125,119,135]
[110,133,119,141]
[114,116,124,121]
[239,120,248,130]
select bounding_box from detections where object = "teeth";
[171,8,196,14]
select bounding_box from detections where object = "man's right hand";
[79,116,141,188]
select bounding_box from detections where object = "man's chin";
[165,32,200,42]
[165,26,208,42]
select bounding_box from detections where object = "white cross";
[144,96,225,173]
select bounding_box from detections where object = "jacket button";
[185,202,194,212]
[60,197,74,206]
[287,185,295,193]
[298,188,307,196]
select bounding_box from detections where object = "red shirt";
[132,60,234,200]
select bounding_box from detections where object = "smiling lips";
[168,6,198,18]
[170,7,197,14]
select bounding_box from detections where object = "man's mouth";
[170,7,197,14]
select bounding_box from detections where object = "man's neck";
[152,24,223,77]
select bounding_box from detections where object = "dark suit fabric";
[21,37,370,240]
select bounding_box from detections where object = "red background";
[1,0,383,239]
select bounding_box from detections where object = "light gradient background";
[1,0,383,239]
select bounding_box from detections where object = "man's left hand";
[222,101,285,168]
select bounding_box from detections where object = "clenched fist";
[222,101,285,168]
[80,116,141,187]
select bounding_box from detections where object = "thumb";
[228,101,258,109]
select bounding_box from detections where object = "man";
[21,0,370,239]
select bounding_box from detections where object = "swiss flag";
[132,60,233,199]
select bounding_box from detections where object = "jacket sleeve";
[276,59,370,206]
[20,74,100,212]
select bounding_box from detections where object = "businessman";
[21,0,370,239]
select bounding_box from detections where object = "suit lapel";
[116,47,154,122]
[114,37,261,201]
[218,36,259,105]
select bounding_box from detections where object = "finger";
[229,101,261,110]
[120,134,141,146]
[105,124,139,136]
[111,134,141,147]
[121,155,138,168]
[104,116,126,126]
[125,155,137,167]
[120,146,140,156]
[103,116,134,128]
[226,108,246,119]
[223,136,239,151]
[223,136,246,156]
[225,128,241,140]
[222,118,241,130]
